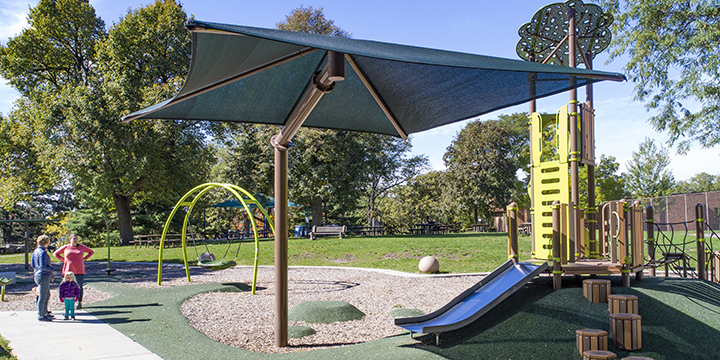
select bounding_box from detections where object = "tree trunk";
[311,195,323,227]
[113,194,134,246]
[367,190,376,226]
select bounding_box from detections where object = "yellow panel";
[529,107,571,261]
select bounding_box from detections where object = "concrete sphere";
[418,256,439,273]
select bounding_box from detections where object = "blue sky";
[1,0,718,181]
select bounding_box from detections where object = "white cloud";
[0,0,32,42]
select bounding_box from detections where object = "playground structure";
[156,183,274,294]
[510,0,653,286]
[509,200,720,285]
[511,1,720,288]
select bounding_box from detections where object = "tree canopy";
[603,0,720,152]
[0,0,216,245]
[624,137,675,198]
[443,119,520,223]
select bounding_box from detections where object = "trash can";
[293,225,309,237]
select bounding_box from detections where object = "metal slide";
[395,260,548,342]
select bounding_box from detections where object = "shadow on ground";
[79,271,720,360]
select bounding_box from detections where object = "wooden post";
[609,201,618,264]
[576,329,608,355]
[695,204,707,280]
[583,350,617,360]
[561,203,569,264]
[569,201,576,263]
[583,279,611,303]
[597,204,606,258]
[712,251,720,284]
[508,202,519,263]
[609,313,642,350]
[619,200,630,287]
[608,294,639,315]
[552,201,562,290]
[631,201,644,280]
[646,206,655,277]
[24,218,29,271]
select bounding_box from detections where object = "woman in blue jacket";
[31,234,54,321]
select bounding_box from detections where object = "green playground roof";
[124,20,625,138]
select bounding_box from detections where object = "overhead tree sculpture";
[516,0,615,261]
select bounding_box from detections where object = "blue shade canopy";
[211,199,301,209]
[123,20,625,138]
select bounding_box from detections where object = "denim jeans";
[75,274,84,302]
[34,274,51,318]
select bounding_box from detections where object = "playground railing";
[507,199,719,285]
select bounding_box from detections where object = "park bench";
[310,225,346,240]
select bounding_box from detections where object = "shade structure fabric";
[123,20,625,138]
[211,199,301,209]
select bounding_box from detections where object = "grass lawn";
[0,232,533,274]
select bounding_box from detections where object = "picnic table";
[410,223,450,235]
[469,223,493,232]
[132,234,198,248]
[519,222,532,236]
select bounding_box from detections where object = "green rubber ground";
[81,275,720,360]
[289,300,365,323]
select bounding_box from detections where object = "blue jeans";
[75,274,84,302]
[63,298,75,318]
[34,274,51,318]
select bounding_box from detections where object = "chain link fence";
[633,190,720,231]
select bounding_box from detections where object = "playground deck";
[559,258,649,276]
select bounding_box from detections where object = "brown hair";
[36,234,50,246]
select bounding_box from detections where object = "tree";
[0,0,216,245]
[356,134,428,226]
[443,119,519,223]
[275,6,362,227]
[0,0,105,94]
[276,5,351,37]
[624,138,675,198]
[0,109,57,209]
[603,0,720,152]
[497,113,531,209]
[594,155,627,202]
[377,171,450,232]
[673,172,720,193]
[288,129,368,226]
[214,124,276,197]
[579,154,627,206]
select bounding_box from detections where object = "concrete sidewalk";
[0,310,162,360]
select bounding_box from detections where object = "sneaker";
[46,313,55,319]
[71,317,76,321]
[64,316,69,320]
[38,315,53,322]
[76,302,82,309]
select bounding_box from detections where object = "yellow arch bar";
[156,183,275,295]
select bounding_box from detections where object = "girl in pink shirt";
[53,234,94,308]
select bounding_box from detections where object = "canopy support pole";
[568,7,580,257]
[271,51,344,347]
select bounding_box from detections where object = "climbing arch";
[156,183,274,294]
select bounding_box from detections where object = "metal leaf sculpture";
[516,0,613,66]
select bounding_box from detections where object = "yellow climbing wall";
[530,106,570,260]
